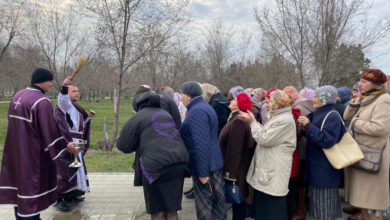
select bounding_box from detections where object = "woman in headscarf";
[179,81,226,220]
[300,87,315,100]
[334,87,352,118]
[201,83,231,135]
[344,69,390,220]
[219,92,256,220]
[297,85,345,220]
[240,89,296,220]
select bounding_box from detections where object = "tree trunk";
[109,87,121,151]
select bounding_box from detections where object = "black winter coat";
[117,92,189,186]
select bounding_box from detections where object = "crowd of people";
[1,67,390,220]
[118,68,390,220]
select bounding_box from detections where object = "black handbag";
[225,182,243,204]
[352,143,385,173]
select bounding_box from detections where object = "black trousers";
[14,207,41,220]
[232,202,246,220]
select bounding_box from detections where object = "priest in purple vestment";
[54,77,95,211]
[0,68,77,220]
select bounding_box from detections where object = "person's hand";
[67,142,77,154]
[89,110,96,119]
[239,111,255,123]
[63,77,72,86]
[298,116,310,126]
[199,177,209,184]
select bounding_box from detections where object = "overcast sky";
[189,0,390,74]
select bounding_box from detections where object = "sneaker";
[54,199,71,212]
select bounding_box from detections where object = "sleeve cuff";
[61,86,69,95]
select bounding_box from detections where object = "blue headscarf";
[337,87,351,106]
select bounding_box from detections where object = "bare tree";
[82,0,191,150]
[254,0,311,87]
[0,0,24,64]
[254,0,390,87]
[25,1,90,91]
[203,20,233,92]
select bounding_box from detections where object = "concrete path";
[0,173,388,220]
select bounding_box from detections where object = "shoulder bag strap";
[320,111,346,131]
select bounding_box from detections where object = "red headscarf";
[265,88,277,99]
[236,93,252,112]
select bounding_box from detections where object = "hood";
[132,92,160,112]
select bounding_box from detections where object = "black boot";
[185,191,195,199]
[65,196,85,203]
[184,187,193,195]
[54,199,71,212]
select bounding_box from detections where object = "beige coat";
[344,93,390,210]
[246,107,296,197]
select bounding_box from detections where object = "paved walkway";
[0,173,388,220]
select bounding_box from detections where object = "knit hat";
[229,86,247,99]
[269,90,293,110]
[236,93,252,112]
[337,87,351,104]
[180,81,202,98]
[315,85,337,105]
[352,82,359,91]
[31,68,53,84]
[361,69,387,85]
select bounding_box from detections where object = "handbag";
[351,143,385,173]
[320,111,364,169]
[225,182,243,204]
[350,119,386,173]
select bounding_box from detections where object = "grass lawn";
[0,98,135,172]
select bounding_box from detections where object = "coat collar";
[312,104,334,116]
[269,106,291,117]
[361,92,386,106]
[187,96,203,110]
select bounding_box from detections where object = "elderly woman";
[344,69,390,220]
[297,85,344,220]
[219,92,255,220]
[179,81,226,220]
[117,91,189,220]
[240,89,296,220]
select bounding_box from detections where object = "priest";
[0,68,76,219]
[54,76,95,211]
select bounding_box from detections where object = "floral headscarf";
[269,90,293,110]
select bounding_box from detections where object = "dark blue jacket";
[304,104,345,188]
[180,96,224,177]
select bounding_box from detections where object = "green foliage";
[84,150,134,173]
[77,98,134,149]
[0,102,9,148]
